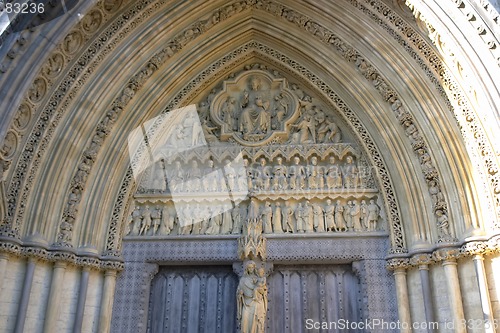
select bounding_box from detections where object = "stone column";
[98,270,118,333]
[73,266,90,333]
[435,248,465,333]
[472,254,495,333]
[0,253,9,289]
[387,258,412,333]
[14,257,36,333]
[43,261,67,332]
[411,254,435,329]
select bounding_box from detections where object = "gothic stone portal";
[114,66,395,333]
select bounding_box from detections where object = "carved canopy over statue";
[210,70,300,146]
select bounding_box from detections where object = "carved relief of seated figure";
[238,77,271,135]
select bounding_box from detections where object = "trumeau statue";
[237,261,268,333]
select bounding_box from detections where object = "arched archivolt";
[0,0,496,266]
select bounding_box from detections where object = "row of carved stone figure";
[243,155,366,191]
[143,154,369,193]
[127,198,381,236]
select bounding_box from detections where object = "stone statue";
[344,156,359,188]
[272,157,288,190]
[169,161,185,192]
[58,221,72,243]
[186,160,202,191]
[255,267,268,333]
[248,197,260,221]
[317,117,341,143]
[205,208,222,235]
[325,156,343,189]
[307,156,323,190]
[272,94,288,129]
[242,159,253,191]
[302,201,312,233]
[200,205,211,235]
[272,202,283,233]
[161,206,175,235]
[131,206,142,235]
[288,156,306,190]
[290,114,315,144]
[202,159,218,192]
[436,210,450,237]
[152,161,166,193]
[360,200,368,230]
[201,119,219,143]
[239,77,271,135]
[344,201,353,231]
[295,202,305,233]
[151,206,162,235]
[224,159,237,192]
[261,201,273,234]
[325,199,336,232]
[221,96,237,131]
[221,206,233,234]
[367,200,380,231]
[139,205,152,235]
[254,158,271,191]
[351,200,362,231]
[232,205,242,234]
[282,201,294,233]
[178,206,193,235]
[312,203,325,232]
[182,111,203,147]
[191,204,203,235]
[335,200,347,231]
[237,261,267,333]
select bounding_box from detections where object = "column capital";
[410,253,433,267]
[460,241,491,257]
[386,258,410,271]
[432,247,460,263]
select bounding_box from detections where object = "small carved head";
[244,261,256,274]
[293,156,300,164]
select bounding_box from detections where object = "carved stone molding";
[401,0,500,228]
[2,0,163,234]
[0,240,124,271]
[4,0,497,261]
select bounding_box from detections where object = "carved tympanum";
[210,71,299,146]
